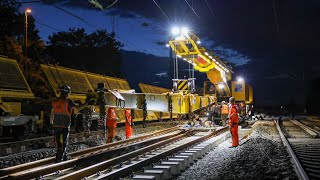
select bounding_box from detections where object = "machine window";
[234,84,242,92]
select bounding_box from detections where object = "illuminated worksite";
[0,1,319,180]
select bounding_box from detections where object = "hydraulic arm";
[168,31,232,97]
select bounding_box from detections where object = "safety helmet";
[222,101,226,104]
[229,97,235,103]
[60,85,71,94]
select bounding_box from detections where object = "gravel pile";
[177,121,298,180]
[0,124,176,169]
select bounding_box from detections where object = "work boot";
[55,149,63,163]
[63,154,72,161]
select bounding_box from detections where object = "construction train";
[0,31,253,137]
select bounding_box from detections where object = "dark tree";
[0,0,44,62]
[46,28,123,77]
[0,0,48,98]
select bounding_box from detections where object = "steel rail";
[295,119,320,136]
[5,129,182,179]
[0,126,178,178]
[275,120,309,180]
[55,131,194,179]
[290,120,318,137]
[97,127,229,180]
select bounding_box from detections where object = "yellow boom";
[168,31,232,97]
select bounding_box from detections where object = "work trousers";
[125,125,132,139]
[229,124,239,147]
[107,127,116,143]
[53,127,70,162]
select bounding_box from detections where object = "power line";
[152,0,169,19]
[51,5,104,30]
[272,0,280,32]
[204,0,215,17]
[184,0,200,18]
[36,20,63,31]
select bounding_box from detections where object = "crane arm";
[168,31,232,96]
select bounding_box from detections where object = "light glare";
[171,27,180,35]
[218,83,224,89]
[181,27,189,34]
[237,77,244,82]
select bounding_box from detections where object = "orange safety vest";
[106,108,117,128]
[52,98,71,116]
[221,104,229,114]
[52,98,72,128]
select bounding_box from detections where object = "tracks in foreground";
[1,126,230,180]
[0,126,179,179]
[55,127,228,180]
[276,119,320,180]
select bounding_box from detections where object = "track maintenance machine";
[167,27,253,105]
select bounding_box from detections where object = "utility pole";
[25,8,32,77]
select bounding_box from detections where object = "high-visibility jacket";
[228,104,239,126]
[125,109,133,139]
[221,104,229,115]
[106,108,117,128]
[52,98,72,128]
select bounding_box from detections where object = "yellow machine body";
[41,65,163,122]
[231,81,253,104]
[0,57,34,115]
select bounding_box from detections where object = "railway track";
[1,126,231,180]
[0,126,179,179]
[276,119,320,180]
[0,121,178,156]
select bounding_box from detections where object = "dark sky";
[19,0,320,106]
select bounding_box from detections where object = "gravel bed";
[177,120,298,180]
[0,124,176,169]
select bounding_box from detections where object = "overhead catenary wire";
[52,5,103,29]
[184,0,200,18]
[272,0,280,32]
[35,21,63,31]
[152,0,169,19]
[204,0,215,17]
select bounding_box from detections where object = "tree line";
[0,0,123,98]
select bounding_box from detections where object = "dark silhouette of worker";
[50,85,87,163]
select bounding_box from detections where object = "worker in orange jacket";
[106,107,117,143]
[125,109,133,139]
[228,97,239,147]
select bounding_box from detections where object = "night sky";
[18,0,320,106]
